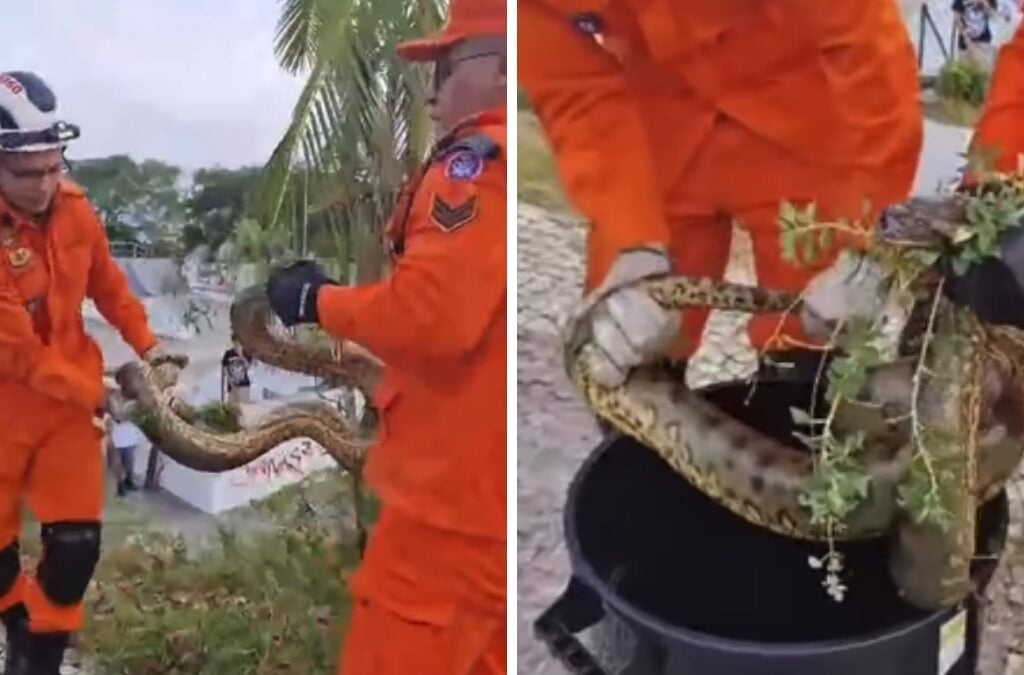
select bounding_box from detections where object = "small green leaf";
[780,230,799,264]
[779,200,797,227]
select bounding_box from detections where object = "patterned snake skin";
[564,194,1024,610]
[113,285,382,475]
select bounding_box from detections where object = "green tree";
[228,216,292,280]
[72,155,185,247]
[260,0,448,283]
[182,167,263,253]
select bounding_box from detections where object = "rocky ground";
[515,201,1024,674]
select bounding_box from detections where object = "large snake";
[111,194,1024,613]
[113,285,383,476]
[564,193,1024,611]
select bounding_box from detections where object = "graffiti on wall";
[230,439,329,487]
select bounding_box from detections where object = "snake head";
[879,197,964,249]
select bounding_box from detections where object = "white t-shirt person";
[110,419,143,450]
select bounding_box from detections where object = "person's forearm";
[87,229,158,355]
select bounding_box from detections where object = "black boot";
[6,631,70,675]
[1,604,27,675]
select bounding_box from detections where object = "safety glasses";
[432,49,502,94]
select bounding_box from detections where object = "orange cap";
[397,0,506,62]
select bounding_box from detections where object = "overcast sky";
[4,0,305,171]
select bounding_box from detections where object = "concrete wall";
[114,257,188,297]
[84,257,201,341]
[89,259,344,514]
[134,436,338,514]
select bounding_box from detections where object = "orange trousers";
[0,384,104,632]
[619,115,914,359]
[338,598,504,675]
[337,508,506,674]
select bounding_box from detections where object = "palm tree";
[261,0,449,283]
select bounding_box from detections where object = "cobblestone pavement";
[516,203,598,675]
[515,201,1024,674]
[516,202,761,675]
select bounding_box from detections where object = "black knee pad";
[0,541,20,595]
[37,521,101,606]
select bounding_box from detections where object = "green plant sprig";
[772,171,1024,598]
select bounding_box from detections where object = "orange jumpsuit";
[318,108,506,675]
[519,0,924,355]
[0,179,157,632]
[969,20,1024,173]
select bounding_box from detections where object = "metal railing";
[917,3,954,70]
[914,1,1022,78]
[109,241,152,259]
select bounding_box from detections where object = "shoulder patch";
[444,150,484,182]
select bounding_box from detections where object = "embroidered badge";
[445,150,484,181]
[430,195,478,232]
[8,247,32,268]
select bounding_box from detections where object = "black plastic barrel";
[535,381,1009,675]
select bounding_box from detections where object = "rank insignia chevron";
[430,195,478,232]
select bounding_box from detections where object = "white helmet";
[0,71,79,153]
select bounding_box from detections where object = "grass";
[517,111,574,214]
[924,56,988,128]
[14,470,369,675]
[922,96,983,127]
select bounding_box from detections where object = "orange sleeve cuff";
[317,284,362,343]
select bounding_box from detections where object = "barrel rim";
[561,435,985,656]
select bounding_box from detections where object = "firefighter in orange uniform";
[968,19,1024,174]
[518,1,924,387]
[933,20,1024,327]
[265,2,507,673]
[0,71,184,674]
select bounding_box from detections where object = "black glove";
[266,260,337,327]
[941,224,1024,329]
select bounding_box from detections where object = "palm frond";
[273,0,322,75]
[263,0,450,281]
